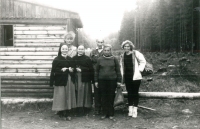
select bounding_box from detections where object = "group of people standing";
[50,31,146,121]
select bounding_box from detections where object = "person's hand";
[61,67,68,72]
[95,82,98,88]
[76,67,81,72]
[69,67,74,72]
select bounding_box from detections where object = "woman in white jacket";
[120,40,146,118]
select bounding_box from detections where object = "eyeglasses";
[97,42,103,43]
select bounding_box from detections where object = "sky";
[21,0,137,39]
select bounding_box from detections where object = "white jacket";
[120,50,146,82]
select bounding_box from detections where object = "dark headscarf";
[58,43,68,56]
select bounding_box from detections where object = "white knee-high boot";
[128,106,133,116]
[132,106,138,118]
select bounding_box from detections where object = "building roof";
[0,0,83,28]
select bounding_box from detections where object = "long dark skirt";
[75,73,93,108]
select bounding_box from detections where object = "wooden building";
[0,0,83,97]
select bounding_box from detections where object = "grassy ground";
[1,52,200,129]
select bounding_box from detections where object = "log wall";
[0,24,71,97]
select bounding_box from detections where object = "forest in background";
[119,0,200,52]
[79,0,200,52]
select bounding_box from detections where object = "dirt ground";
[1,99,200,129]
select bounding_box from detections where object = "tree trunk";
[191,0,194,53]
[123,92,200,99]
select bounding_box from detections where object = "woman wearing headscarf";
[50,44,76,121]
[95,44,122,121]
[120,40,146,118]
[73,45,94,116]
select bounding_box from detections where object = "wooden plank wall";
[0,24,68,97]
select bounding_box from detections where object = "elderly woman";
[58,31,77,58]
[50,44,76,121]
[73,45,94,116]
[95,44,121,121]
[120,40,146,118]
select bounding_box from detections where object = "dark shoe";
[55,111,62,115]
[64,116,71,121]
[56,111,64,118]
[109,116,116,122]
[94,110,101,115]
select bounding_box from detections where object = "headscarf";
[58,43,68,56]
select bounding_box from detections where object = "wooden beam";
[0,47,59,52]
[0,60,52,64]
[1,93,53,97]
[14,30,66,34]
[1,80,49,84]
[0,68,51,73]
[15,43,60,47]
[0,64,52,69]
[15,24,65,27]
[15,39,64,43]
[14,34,64,39]
[0,73,50,76]
[2,89,53,93]
[1,85,51,88]
[1,52,57,56]
[1,76,49,80]
[0,56,55,60]
[14,26,66,31]
[1,98,53,103]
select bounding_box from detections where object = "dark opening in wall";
[0,25,13,46]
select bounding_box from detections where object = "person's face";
[124,44,131,52]
[103,47,111,56]
[61,45,68,55]
[97,40,104,48]
[77,46,85,56]
[65,35,74,45]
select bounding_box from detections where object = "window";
[0,25,13,46]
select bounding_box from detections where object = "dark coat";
[73,54,94,83]
[90,48,104,69]
[50,43,75,87]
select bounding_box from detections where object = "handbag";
[141,61,153,76]
[134,52,153,76]
[114,87,125,107]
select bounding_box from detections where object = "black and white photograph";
[0,0,200,129]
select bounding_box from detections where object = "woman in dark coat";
[73,45,94,116]
[50,44,76,121]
